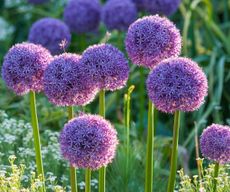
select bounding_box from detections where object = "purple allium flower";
[79,44,129,91]
[59,114,119,169]
[44,53,98,106]
[28,18,71,55]
[146,57,208,113]
[200,124,230,164]
[2,42,52,95]
[125,15,182,69]
[64,0,101,34]
[28,0,49,4]
[102,0,137,31]
[145,0,181,16]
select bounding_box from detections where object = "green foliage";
[178,160,230,192]
[0,110,70,191]
[0,155,65,192]
[0,110,179,191]
[0,110,103,191]
[0,0,230,191]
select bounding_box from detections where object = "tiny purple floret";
[59,114,119,170]
[2,42,53,95]
[125,15,182,69]
[146,57,208,113]
[200,124,230,164]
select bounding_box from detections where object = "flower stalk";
[139,68,145,136]
[125,86,135,160]
[124,86,135,191]
[99,90,106,192]
[68,106,78,192]
[29,91,45,192]
[145,100,155,192]
[167,111,181,192]
[85,169,91,192]
[213,162,219,192]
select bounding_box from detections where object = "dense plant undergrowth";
[0,0,230,192]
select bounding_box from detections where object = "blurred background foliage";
[0,0,230,191]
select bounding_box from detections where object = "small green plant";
[0,155,65,192]
[178,159,230,192]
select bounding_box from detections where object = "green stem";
[139,68,145,137]
[124,85,134,192]
[68,106,74,120]
[99,168,106,192]
[194,123,203,181]
[213,163,219,192]
[126,93,131,160]
[99,90,106,192]
[195,7,230,54]
[124,94,129,192]
[145,100,155,192]
[182,10,192,56]
[79,34,87,52]
[85,169,91,192]
[70,166,77,192]
[99,90,105,117]
[167,111,181,192]
[68,106,78,192]
[118,32,123,50]
[29,91,45,192]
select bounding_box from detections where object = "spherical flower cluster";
[64,0,101,34]
[28,0,49,4]
[44,53,98,106]
[145,0,181,16]
[59,114,118,169]
[2,42,52,95]
[146,57,208,113]
[125,15,182,69]
[200,124,230,164]
[28,18,71,55]
[102,0,137,31]
[79,44,129,91]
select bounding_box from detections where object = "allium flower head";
[2,42,52,95]
[145,0,181,16]
[125,15,182,69]
[146,57,208,113]
[102,0,137,31]
[28,0,49,4]
[79,44,129,91]
[28,18,71,55]
[200,124,230,164]
[64,0,101,34]
[59,114,118,169]
[44,53,98,106]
